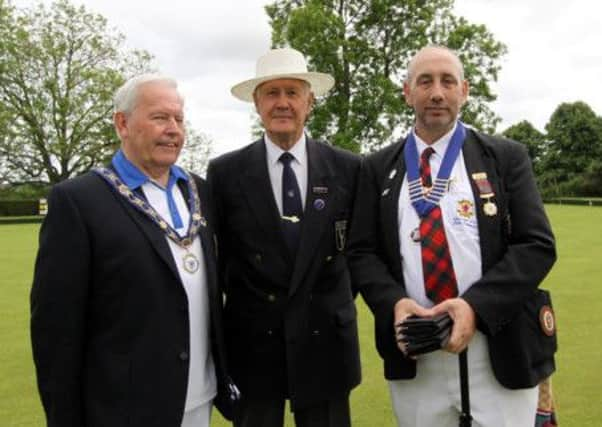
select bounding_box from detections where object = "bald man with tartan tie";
[347,45,558,427]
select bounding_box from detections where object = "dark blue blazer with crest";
[347,127,557,389]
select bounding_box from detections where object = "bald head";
[406,45,464,85]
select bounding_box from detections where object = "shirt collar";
[413,122,457,159]
[264,133,307,167]
[111,149,188,190]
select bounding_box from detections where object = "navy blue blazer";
[31,171,236,427]
[207,138,361,410]
[347,128,557,389]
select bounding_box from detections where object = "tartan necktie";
[419,147,458,303]
[279,152,303,254]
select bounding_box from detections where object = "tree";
[502,120,546,170]
[177,124,213,178]
[0,0,153,185]
[265,0,506,152]
[541,101,602,196]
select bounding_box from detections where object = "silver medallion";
[183,252,200,273]
[483,201,498,216]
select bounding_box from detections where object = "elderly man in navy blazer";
[347,46,557,427]
[31,74,238,427]
[207,48,361,427]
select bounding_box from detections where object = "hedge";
[0,216,44,224]
[544,198,602,207]
[0,200,42,216]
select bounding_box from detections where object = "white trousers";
[388,332,537,427]
[181,400,212,427]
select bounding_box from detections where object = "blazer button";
[179,351,189,361]
[325,255,333,262]
[267,294,276,302]
[312,330,320,336]
[255,253,262,262]
[267,329,273,335]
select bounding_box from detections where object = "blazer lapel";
[289,139,334,296]
[108,185,182,280]
[238,139,291,261]
[462,131,501,272]
[380,140,406,280]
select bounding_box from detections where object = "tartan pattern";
[419,148,458,304]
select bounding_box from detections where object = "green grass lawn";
[1,205,600,426]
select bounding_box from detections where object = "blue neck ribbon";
[403,122,466,218]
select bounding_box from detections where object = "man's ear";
[253,92,260,114]
[403,81,413,107]
[461,79,469,104]
[113,112,128,140]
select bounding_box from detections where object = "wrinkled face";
[253,78,314,146]
[114,82,185,178]
[404,48,469,141]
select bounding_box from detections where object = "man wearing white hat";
[207,48,361,427]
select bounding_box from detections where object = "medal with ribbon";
[404,122,466,240]
[471,172,497,216]
[94,167,206,273]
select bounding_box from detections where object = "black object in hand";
[396,313,453,357]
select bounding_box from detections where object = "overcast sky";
[13,0,602,156]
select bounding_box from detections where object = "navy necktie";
[279,152,303,254]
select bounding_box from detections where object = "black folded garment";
[396,313,453,357]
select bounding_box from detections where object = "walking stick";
[459,349,472,427]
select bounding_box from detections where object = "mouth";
[156,141,180,149]
[426,107,448,113]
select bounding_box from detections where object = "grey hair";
[405,45,465,84]
[113,74,183,114]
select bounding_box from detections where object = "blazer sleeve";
[462,140,557,336]
[30,184,90,427]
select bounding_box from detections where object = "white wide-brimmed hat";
[231,48,335,102]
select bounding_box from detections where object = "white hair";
[113,74,183,114]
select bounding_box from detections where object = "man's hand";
[393,298,433,355]
[431,298,476,354]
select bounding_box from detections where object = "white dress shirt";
[398,124,482,308]
[142,180,217,411]
[264,133,308,214]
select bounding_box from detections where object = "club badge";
[539,305,556,337]
[335,220,347,251]
[456,199,474,219]
[313,198,326,211]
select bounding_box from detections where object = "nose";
[274,93,290,109]
[165,117,184,135]
[429,82,444,103]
